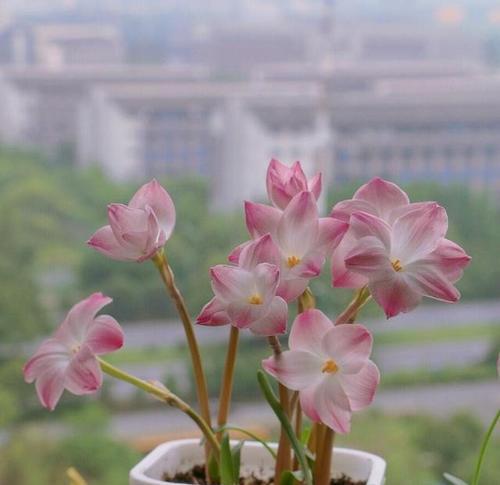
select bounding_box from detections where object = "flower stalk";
[216,325,240,440]
[98,358,221,461]
[152,250,212,431]
[314,426,335,485]
[335,286,371,325]
[471,409,499,485]
[267,335,292,484]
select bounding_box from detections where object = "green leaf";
[214,424,277,460]
[220,434,236,485]
[257,371,313,485]
[279,470,304,485]
[443,473,469,485]
[231,440,244,484]
[207,451,220,483]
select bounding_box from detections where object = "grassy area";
[375,322,500,346]
[381,364,496,389]
[108,321,499,366]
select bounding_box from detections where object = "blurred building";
[32,24,124,68]
[77,81,331,210]
[0,65,211,155]
[330,75,500,192]
[0,23,124,67]
[331,24,485,64]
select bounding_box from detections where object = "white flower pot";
[130,438,386,485]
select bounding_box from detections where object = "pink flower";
[242,191,348,301]
[266,159,322,210]
[344,204,471,318]
[23,293,124,410]
[331,177,429,288]
[88,179,176,262]
[263,309,379,433]
[197,235,288,336]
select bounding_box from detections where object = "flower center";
[321,359,339,374]
[287,255,301,268]
[248,294,263,305]
[70,344,81,355]
[391,258,403,272]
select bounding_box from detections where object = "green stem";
[471,409,500,485]
[335,286,371,325]
[267,336,292,483]
[214,425,277,460]
[98,358,220,461]
[151,251,212,431]
[216,326,240,441]
[257,371,313,485]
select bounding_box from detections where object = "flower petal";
[369,273,423,318]
[228,241,250,264]
[353,177,409,220]
[24,338,69,383]
[339,360,380,411]
[86,315,124,354]
[253,263,280,300]
[277,191,318,257]
[245,201,281,238]
[128,179,176,239]
[315,377,352,434]
[308,172,322,201]
[316,217,349,254]
[262,350,323,390]
[330,199,376,223]
[290,251,324,278]
[34,366,66,411]
[392,203,448,264]
[210,265,254,302]
[65,345,103,395]
[344,236,392,277]
[321,324,373,374]
[239,234,281,270]
[249,297,288,336]
[276,276,310,302]
[331,233,369,288]
[349,212,392,250]
[88,226,141,261]
[405,263,460,302]
[420,238,471,282]
[227,300,268,328]
[299,383,322,422]
[196,297,230,326]
[57,293,113,346]
[289,309,332,354]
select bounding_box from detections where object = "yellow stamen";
[321,359,339,374]
[391,258,403,272]
[248,294,263,305]
[287,255,301,268]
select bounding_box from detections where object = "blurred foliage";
[1,408,497,485]
[0,147,499,340]
[337,411,500,485]
[0,427,140,485]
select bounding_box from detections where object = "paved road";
[109,379,500,440]
[5,300,499,359]
[118,300,500,350]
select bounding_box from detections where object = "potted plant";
[23,160,472,485]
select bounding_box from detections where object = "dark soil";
[162,464,367,485]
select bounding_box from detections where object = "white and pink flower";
[344,203,470,318]
[88,179,176,262]
[263,309,379,433]
[23,293,124,410]
[237,191,348,301]
[197,235,288,336]
[266,159,322,210]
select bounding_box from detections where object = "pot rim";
[130,438,386,485]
